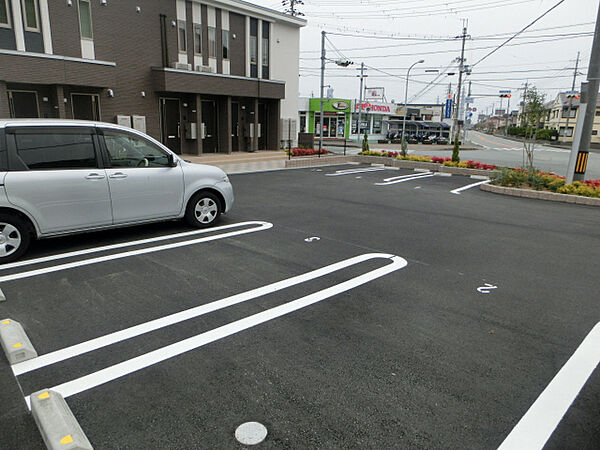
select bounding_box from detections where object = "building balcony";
[0,49,116,87]
[151,67,285,99]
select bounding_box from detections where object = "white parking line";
[0,221,272,284]
[375,173,434,186]
[381,172,434,183]
[326,167,387,176]
[499,322,600,450]
[0,222,269,272]
[450,179,490,194]
[21,253,407,408]
[13,253,392,376]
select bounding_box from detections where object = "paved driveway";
[0,164,598,449]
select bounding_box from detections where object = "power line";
[471,0,567,67]
[299,33,592,60]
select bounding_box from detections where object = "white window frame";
[77,0,93,40]
[177,20,186,53]
[193,23,202,55]
[21,0,39,32]
[0,0,11,28]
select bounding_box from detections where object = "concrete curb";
[0,318,37,364]
[480,183,600,206]
[31,389,93,450]
[284,156,356,168]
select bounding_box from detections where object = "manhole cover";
[235,422,268,445]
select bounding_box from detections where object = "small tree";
[362,132,369,152]
[452,137,460,162]
[521,86,547,170]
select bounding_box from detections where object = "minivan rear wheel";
[185,191,222,228]
[0,214,31,263]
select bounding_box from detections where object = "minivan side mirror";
[167,153,177,167]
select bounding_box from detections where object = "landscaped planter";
[481,183,600,206]
[439,165,498,177]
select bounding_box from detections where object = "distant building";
[543,92,600,144]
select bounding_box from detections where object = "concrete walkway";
[182,151,288,174]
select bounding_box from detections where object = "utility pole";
[356,62,366,139]
[520,81,528,126]
[452,23,470,161]
[464,80,472,140]
[505,94,511,136]
[562,51,580,143]
[567,2,600,183]
[318,30,325,151]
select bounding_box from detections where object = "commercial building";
[380,103,449,141]
[351,100,393,141]
[299,97,351,140]
[0,0,305,154]
[298,97,450,142]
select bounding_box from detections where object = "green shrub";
[536,128,558,141]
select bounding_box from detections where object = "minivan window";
[102,131,171,167]
[15,132,97,169]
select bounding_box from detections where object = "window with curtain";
[193,23,202,54]
[208,27,216,58]
[78,0,93,39]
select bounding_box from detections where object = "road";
[410,131,600,179]
[0,165,598,449]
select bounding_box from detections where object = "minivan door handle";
[85,173,105,180]
[109,172,128,179]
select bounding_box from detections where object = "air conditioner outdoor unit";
[196,65,214,73]
[171,62,192,70]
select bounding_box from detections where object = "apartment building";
[544,92,600,144]
[0,0,305,154]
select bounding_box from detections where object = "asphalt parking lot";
[0,163,598,449]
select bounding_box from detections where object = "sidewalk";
[182,150,288,174]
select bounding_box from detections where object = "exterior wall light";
[107,89,115,97]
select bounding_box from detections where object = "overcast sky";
[251,0,597,118]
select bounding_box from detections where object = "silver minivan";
[0,119,234,263]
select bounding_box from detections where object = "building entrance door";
[201,100,218,153]
[160,98,181,154]
[8,91,39,118]
[71,94,100,120]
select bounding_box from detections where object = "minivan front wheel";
[0,214,31,263]
[185,191,222,228]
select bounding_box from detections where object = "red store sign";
[356,102,391,113]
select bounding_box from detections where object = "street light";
[401,59,424,156]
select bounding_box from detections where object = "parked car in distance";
[0,119,234,263]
